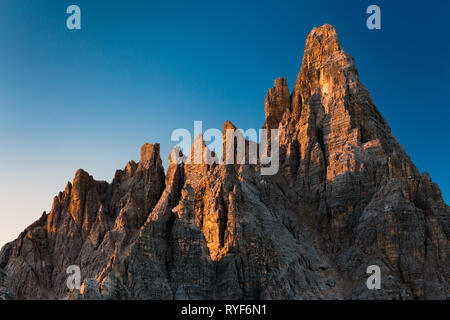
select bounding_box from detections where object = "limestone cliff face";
[0,24,448,300]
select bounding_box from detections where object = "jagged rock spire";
[263,77,290,131]
[0,24,448,301]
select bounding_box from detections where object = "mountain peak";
[304,24,343,63]
[1,24,448,301]
[139,142,162,167]
[307,24,340,47]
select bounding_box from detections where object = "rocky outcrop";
[0,267,11,300]
[0,143,166,299]
[263,77,291,145]
[1,24,448,300]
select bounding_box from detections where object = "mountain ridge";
[0,24,448,300]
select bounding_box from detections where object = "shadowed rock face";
[0,24,448,300]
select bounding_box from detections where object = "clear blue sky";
[0,0,449,247]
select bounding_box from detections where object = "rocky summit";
[0,24,448,300]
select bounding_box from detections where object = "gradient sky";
[0,0,449,248]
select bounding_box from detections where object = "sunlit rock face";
[0,24,448,300]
